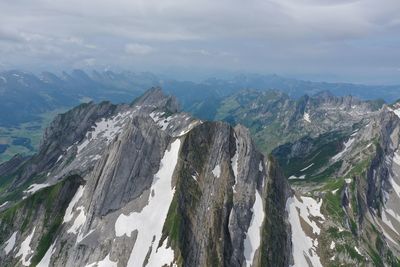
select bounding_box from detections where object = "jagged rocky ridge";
[212,88,400,266]
[0,88,291,267]
[273,104,400,266]
[214,89,382,153]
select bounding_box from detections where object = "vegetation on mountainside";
[0,175,82,265]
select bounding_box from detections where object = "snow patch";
[300,163,314,172]
[259,161,263,172]
[303,112,311,123]
[288,175,306,180]
[176,120,202,137]
[149,111,172,130]
[212,165,221,178]
[331,189,339,195]
[65,197,93,244]
[392,108,400,119]
[192,172,199,182]
[63,185,85,223]
[147,241,175,267]
[56,155,63,163]
[330,241,336,250]
[4,231,17,254]
[0,201,9,209]
[231,136,239,193]
[16,227,36,266]
[345,178,352,184]
[332,137,355,161]
[24,183,50,194]
[37,241,57,267]
[244,190,265,267]
[115,139,181,267]
[85,253,118,267]
[286,195,324,267]
[67,206,87,235]
[77,110,133,154]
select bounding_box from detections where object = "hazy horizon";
[1,0,399,85]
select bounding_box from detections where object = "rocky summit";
[0,88,291,267]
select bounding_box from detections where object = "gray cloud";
[0,0,399,83]
[125,43,155,55]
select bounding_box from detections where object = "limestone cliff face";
[0,88,291,267]
[272,104,400,266]
[163,122,291,267]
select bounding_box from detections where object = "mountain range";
[0,88,291,266]
[0,72,400,266]
[1,69,399,127]
[1,69,399,163]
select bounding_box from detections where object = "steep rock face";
[272,105,400,266]
[163,122,291,267]
[260,157,292,267]
[361,108,400,256]
[0,88,291,267]
[10,101,118,188]
[0,175,83,266]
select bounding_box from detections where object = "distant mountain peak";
[132,86,180,113]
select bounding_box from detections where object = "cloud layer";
[0,0,399,83]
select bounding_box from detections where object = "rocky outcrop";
[0,88,291,267]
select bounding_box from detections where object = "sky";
[0,0,399,84]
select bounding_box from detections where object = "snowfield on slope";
[332,137,355,161]
[37,241,56,267]
[16,227,36,266]
[23,183,50,194]
[244,189,265,267]
[212,164,221,178]
[231,135,240,193]
[115,139,181,267]
[63,185,85,224]
[4,231,17,255]
[77,110,134,155]
[286,195,325,267]
[85,254,118,267]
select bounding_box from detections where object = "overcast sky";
[0,0,399,84]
